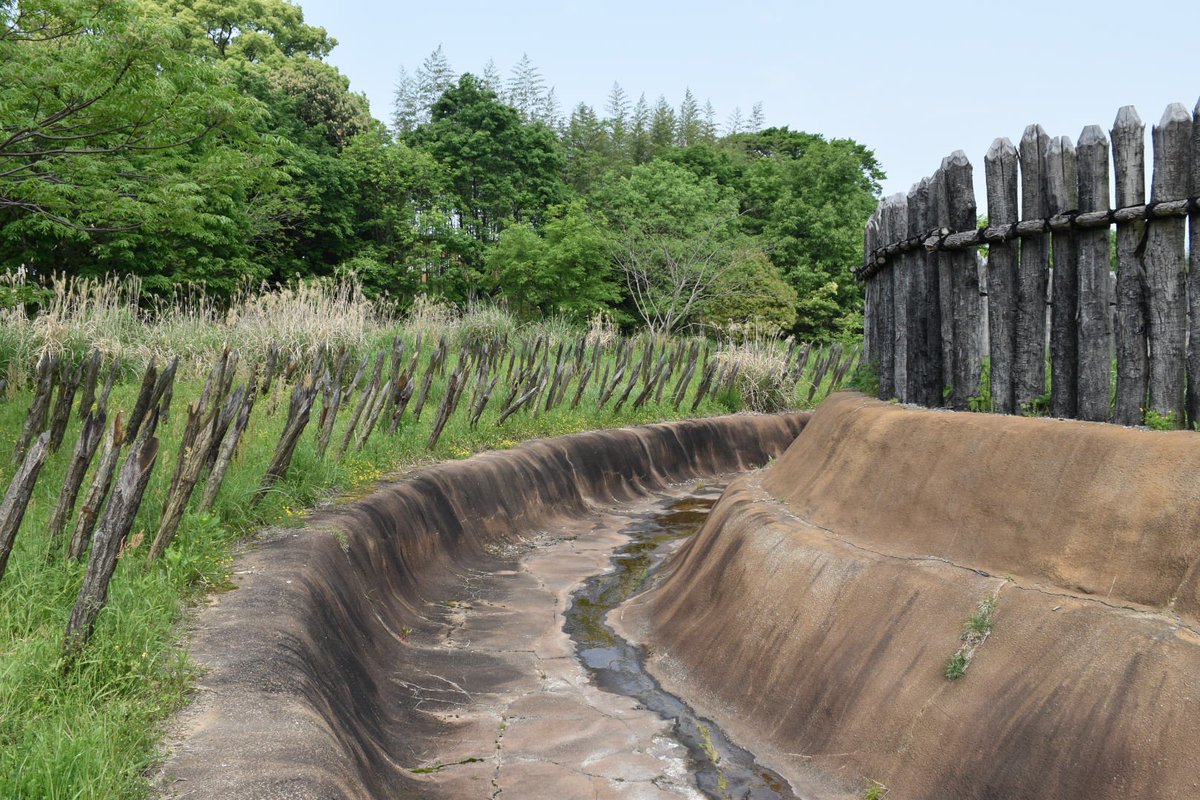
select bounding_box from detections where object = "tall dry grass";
[0,270,394,388]
[712,323,795,412]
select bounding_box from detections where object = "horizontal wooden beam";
[856,197,1197,281]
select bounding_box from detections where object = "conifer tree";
[480,58,502,94]
[676,88,701,147]
[701,100,717,142]
[649,95,676,153]
[414,45,455,126]
[507,53,547,123]
[749,101,765,132]
[726,106,745,136]
[629,93,651,164]
[391,65,419,133]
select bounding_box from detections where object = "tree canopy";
[1,8,884,339]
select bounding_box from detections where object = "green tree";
[676,89,702,147]
[563,103,609,194]
[411,74,567,245]
[704,249,798,333]
[649,96,676,154]
[733,127,883,338]
[0,0,241,234]
[597,159,745,334]
[485,202,618,320]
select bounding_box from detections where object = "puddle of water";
[565,489,798,800]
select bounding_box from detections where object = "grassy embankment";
[0,276,848,798]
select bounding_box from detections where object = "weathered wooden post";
[933,168,955,403]
[943,151,980,409]
[1016,125,1051,413]
[889,194,910,402]
[863,209,880,378]
[14,353,57,464]
[877,198,897,400]
[0,432,51,584]
[76,349,102,421]
[1047,135,1079,418]
[68,414,125,561]
[1112,106,1149,425]
[48,356,83,453]
[1144,103,1191,425]
[984,138,1020,414]
[64,423,161,661]
[1186,99,1200,426]
[1076,125,1114,421]
[906,177,940,407]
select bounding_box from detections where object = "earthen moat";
[156,395,1200,799]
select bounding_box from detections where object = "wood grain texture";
[1112,105,1149,425]
[1075,125,1113,422]
[1144,103,1191,425]
[985,137,1019,413]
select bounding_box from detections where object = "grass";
[864,779,889,799]
[0,275,860,798]
[943,595,997,682]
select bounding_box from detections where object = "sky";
[297,0,1200,210]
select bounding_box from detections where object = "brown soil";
[617,393,1200,799]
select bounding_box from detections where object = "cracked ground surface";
[399,490,705,800]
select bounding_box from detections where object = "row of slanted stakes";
[0,330,856,661]
[860,99,1200,428]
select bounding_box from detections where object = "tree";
[410,74,566,250]
[480,58,502,94]
[701,100,717,142]
[391,65,419,133]
[506,53,547,124]
[485,202,618,320]
[605,82,629,144]
[649,96,676,154]
[0,0,240,233]
[562,104,608,194]
[629,94,651,164]
[733,127,884,338]
[704,250,798,333]
[415,44,455,124]
[597,160,745,335]
[152,0,335,62]
[676,89,701,147]
[726,106,745,136]
[338,130,453,298]
[749,101,765,132]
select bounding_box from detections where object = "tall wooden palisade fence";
[860,99,1200,428]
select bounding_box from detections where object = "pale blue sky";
[298,0,1200,205]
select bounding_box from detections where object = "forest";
[0,0,883,341]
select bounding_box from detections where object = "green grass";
[0,332,765,799]
[943,651,968,681]
[943,595,997,682]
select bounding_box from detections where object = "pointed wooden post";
[1186,99,1200,426]
[984,138,1019,414]
[1076,125,1113,422]
[0,432,50,584]
[1145,103,1191,426]
[1112,106,1150,425]
[1016,125,1051,412]
[943,151,980,410]
[1047,135,1079,418]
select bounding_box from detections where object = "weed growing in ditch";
[863,779,889,799]
[943,595,997,681]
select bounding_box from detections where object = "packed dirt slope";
[155,413,807,799]
[618,393,1200,799]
